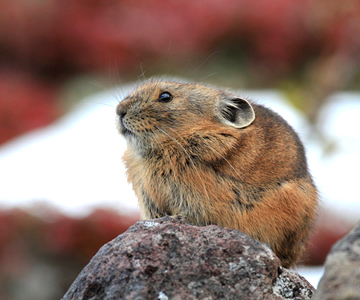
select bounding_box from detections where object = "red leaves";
[0,0,359,76]
[305,208,355,265]
[0,206,139,261]
[45,208,139,260]
[0,206,139,298]
[0,71,59,145]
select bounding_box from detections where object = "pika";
[116,79,318,268]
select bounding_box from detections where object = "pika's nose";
[116,103,127,119]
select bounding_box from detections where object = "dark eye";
[158,92,173,103]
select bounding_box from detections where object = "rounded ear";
[219,97,255,128]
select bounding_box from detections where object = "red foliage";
[229,0,311,71]
[304,208,355,265]
[0,206,139,299]
[1,0,360,76]
[0,70,60,145]
[45,208,139,260]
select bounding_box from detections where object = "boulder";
[62,216,315,300]
[314,221,360,300]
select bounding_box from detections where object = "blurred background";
[0,1,360,299]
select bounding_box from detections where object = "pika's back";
[116,79,318,268]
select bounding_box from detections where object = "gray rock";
[62,216,315,300]
[314,221,360,300]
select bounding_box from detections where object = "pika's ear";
[219,97,255,128]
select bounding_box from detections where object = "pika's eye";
[158,92,173,103]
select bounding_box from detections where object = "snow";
[0,85,139,216]
[297,266,325,288]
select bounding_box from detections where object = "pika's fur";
[116,79,318,268]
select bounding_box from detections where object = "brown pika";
[116,79,318,268]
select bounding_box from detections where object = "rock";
[314,221,360,300]
[62,216,315,300]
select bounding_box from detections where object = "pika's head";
[116,80,255,156]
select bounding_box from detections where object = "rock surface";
[314,221,360,300]
[62,216,315,300]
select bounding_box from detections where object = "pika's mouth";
[116,116,136,138]
[121,127,136,138]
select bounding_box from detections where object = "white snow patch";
[158,291,169,300]
[143,221,161,227]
